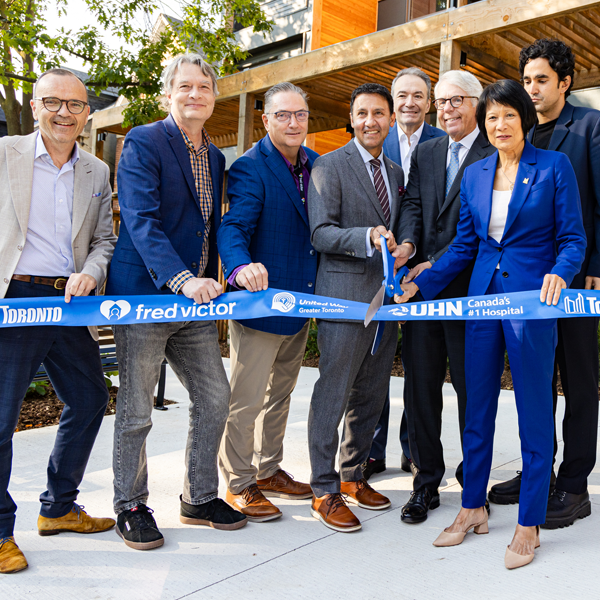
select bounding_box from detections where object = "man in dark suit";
[217,83,318,522]
[307,83,415,532]
[490,39,600,531]
[107,54,248,550]
[396,70,494,523]
[365,67,446,480]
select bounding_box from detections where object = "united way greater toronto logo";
[271,292,296,313]
[100,300,132,320]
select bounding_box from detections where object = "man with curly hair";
[489,38,600,531]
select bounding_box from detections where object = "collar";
[354,137,384,164]
[35,131,80,166]
[449,126,479,151]
[279,144,309,170]
[177,124,212,154]
[397,121,424,144]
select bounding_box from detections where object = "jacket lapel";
[71,151,94,241]
[6,133,36,239]
[502,142,537,238]
[548,101,573,152]
[345,141,386,223]
[477,152,498,239]
[263,136,309,227]
[384,125,400,165]
[164,114,201,211]
[438,133,490,218]
[432,136,449,211]
[383,154,402,229]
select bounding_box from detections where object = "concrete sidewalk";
[1,360,598,600]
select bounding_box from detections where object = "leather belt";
[11,275,68,290]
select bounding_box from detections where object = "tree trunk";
[1,43,22,136]
[20,52,34,135]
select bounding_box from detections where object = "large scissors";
[365,240,408,354]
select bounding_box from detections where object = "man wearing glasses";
[217,83,318,522]
[0,68,116,572]
[396,70,494,524]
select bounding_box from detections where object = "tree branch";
[3,71,37,83]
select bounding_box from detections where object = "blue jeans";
[112,320,230,513]
[0,280,109,537]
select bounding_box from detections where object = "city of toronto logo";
[100,300,132,320]
[271,292,296,313]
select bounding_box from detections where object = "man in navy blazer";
[217,83,318,522]
[106,54,247,550]
[364,68,446,481]
[490,39,600,531]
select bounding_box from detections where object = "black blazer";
[397,130,494,299]
[528,100,600,287]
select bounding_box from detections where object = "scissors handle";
[381,240,409,298]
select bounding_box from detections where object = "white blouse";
[488,189,512,243]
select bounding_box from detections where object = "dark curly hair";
[350,83,393,115]
[519,38,576,98]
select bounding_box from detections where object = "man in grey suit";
[307,83,415,532]
[396,70,494,524]
[0,68,116,573]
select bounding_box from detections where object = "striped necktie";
[369,158,391,226]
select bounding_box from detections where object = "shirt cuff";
[166,270,194,294]
[366,228,374,257]
[227,265,248,289]
[401,241,417,259]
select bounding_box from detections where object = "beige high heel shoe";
[504,526,540,569]
[432,509,489,547]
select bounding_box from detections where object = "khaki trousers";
[219,320,309,494]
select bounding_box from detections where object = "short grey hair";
[161,53,219,97]
[391,67,432,98]
[435,70,483,106]
[34,68,88,101]
[264,82,309,115]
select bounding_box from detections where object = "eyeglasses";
[266,110,310,123]
[433,96,478,110]
[34,97,88,115]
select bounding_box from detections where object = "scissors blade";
[365,285,385,326]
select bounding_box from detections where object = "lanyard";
[294,164,305,205]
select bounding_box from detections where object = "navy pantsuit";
[416,142,586,526]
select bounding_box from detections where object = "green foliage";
[304,319,320,359]
[104,370,118,389]
[0,0,272,132]
[28,380,49,396]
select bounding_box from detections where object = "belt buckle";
[54,278,67,290]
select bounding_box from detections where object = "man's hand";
[405,261,432,282]
[371,226,397,253]
[181,278,223,304]
[64,273,97,303]
[392,243,415,270]
[585,276,600,290]
[235,263,269,292]
[540,273,566,306]
[395,281,419,304]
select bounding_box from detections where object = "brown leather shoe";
[0,537,28,574]
[226,484,282,522]
[311,493,361,532]
[37,504,116,536]
[257,469,312,500]
[341,478,391,511]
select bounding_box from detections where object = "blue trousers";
[0,280,109,536]
[462,272,556,526]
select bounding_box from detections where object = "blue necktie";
[445,142,462,197]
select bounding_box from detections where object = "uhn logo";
[100,300,132,320]
[271,292,296,313]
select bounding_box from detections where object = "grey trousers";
[308,319,398,497]
[219,320,309,493]
[112,320,230,514]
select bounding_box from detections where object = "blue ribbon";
[0,287,599,329]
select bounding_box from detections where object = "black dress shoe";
[541,489,591,530]
[401,488,440,524]
[489,470,556,505]
[361,458,386,481]
[180,496,248,530]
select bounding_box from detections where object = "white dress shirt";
[446,126,480,169]
[397,121,424,180]
[489,189,512,268]
[15,133,78,276]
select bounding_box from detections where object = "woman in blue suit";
[398,80,586,569]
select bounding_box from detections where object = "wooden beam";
[464,34,521,70]
[439,39,461,75]
[306,92,350,121]
[236,92,255,157]
[573,67,600,90]
[461,44,520,81]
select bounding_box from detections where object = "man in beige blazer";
[0,68,116,573]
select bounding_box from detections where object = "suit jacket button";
[310,249,315,256]
[17,245,22,251]
[196,231,202,237]
[3,278,8,284]
[502,271,509,278]
[191,262,198,269]
[308,282,313,288]
[437,227,443,233]
[498,247,502,252]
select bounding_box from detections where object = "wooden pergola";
[91,0,600,158]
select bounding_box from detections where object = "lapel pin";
[523,178,529,184]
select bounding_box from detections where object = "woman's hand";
[405,261,432,282]
[540,274,567,305]
[394,281,419,304]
